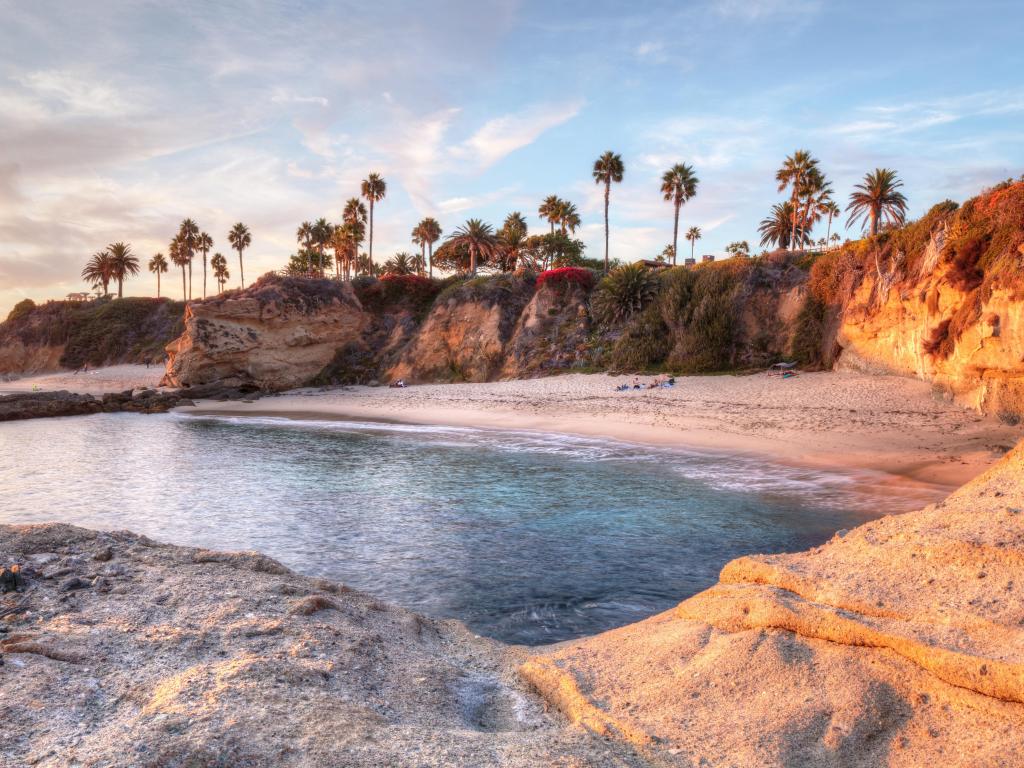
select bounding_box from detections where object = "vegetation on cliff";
[0,297,184,371]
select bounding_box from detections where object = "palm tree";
[106,242,139,299]
[661,163,699,266]
[210,253,229,293]
[311,218,333,276]
[758,202,806,249]
[846,168,909,236]
[821,199,841,250]
[360,173,386,269]
[177,219,200,299]
[296,221,313,262]
[81,251,115,296]
[685,226,702,261]
[342,198,368,278]
[445,219,501,275]
[775,150,819,251]
[592,151,625,274]
[556,200,581,234]
[419,217,442,278]
[148,253,168,298]
[169,235,189,300]
[538,195,561,234]
[382,252,415,275]
[197,232,213,299]
[228,222,251,288]
[499,212,528,272]
[411,223,426,276]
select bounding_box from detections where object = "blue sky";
[1,0,1022,313]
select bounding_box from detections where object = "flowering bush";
[535,266,596,291]
[380,273,433,290]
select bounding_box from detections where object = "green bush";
[591,263,659,325]
[6,298,36,323]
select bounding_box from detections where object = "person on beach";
[632,377,641,390]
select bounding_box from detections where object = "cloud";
[451,100,584,170]
[712,0,821,20]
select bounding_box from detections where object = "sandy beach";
[178,370,1022,493]
[0,364,164,396]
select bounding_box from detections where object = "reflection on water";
[0,412,939,644]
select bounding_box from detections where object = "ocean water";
[0,412,937,645]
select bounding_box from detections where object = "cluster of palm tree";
[760,151,908,251]
[410,217,442,277]
[149,220,251,301]
[537,195,582,236]
[81,243,140,298]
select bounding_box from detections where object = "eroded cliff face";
[830,182,1024,420]
[162,276,369,391]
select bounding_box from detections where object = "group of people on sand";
[615,375,676,392]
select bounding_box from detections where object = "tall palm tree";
[538,195,561,234]
[197,232,213,299]
[177,219,200,299]
[169,235,189,300]
[821,199,841,249]
[342,198,368,277]
[592,151,625,274]
[360,173,386,269]
[445,219,501,275]
[411,223,427,276]
[296,221,313,257]
[81,251,115,296]
[758,202,806,249]
[419,217,442,278]
[685,226,702,261]
[343,197,367,225]
[228,222,251,288]
[210,253,229,293]
[661,163,699,266]
[148,252,168,298]
[846,168,909,236]
[106,242,139,299]
[775,150,819,251]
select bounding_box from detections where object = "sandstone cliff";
[823,182,1024,421]
[522,440,1024,766]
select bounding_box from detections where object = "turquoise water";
[0,413,935,644]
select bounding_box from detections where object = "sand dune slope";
[522,442,1024,767]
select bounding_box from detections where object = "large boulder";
[162,274,369,391]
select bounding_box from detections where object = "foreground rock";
[523,441,1024,767]
[0,524,644,767]
[0,389,191,421]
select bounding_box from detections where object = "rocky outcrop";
[162,275,369,391]
[388,275,536,383]
[0,389,191,421]
[522,440,1024,766]
[0,524,644,767]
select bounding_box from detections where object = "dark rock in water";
[0,389,191,421]
[175,381,261,401]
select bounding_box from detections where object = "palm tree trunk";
[691,240,695,260]
[428,242,433,279]
[825,213,833,251]
[202,254,207,299]
[470,245,477,275]
[603,180,610,274]
[672,203,680,266]
[870,207,879,237]
[118,278,123,299]
[238,248,245,289]
[181,266,186,301]
[188,260,192,300]
[156,272,161,299]
[368,201,375,273]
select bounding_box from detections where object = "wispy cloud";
[451,100,584,170]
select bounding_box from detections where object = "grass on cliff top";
[206,272,357,314]
[0,297,185,368]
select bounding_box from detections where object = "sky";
[1,0,1022,315]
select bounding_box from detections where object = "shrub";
[535,267,596,291]
[6,298,36,323]
[355,273,441,319]
[591,263,659,325]
[610,303,671,370]
[789,296,828,367]
[922,318,953,358]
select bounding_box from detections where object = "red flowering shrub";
[535,267,596,291]
[355,273,441,318]
[380,273,433,290]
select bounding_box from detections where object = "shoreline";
[177,370,1023,496]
